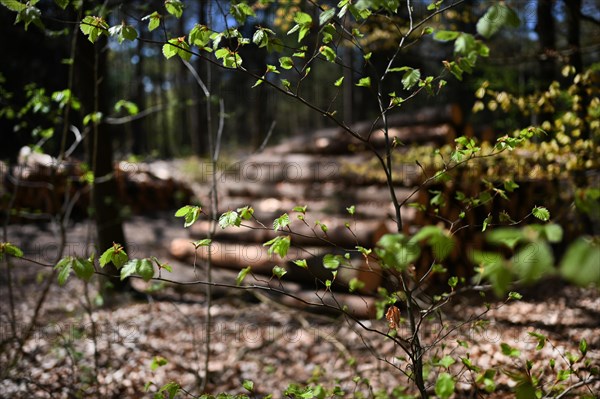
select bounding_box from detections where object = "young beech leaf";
[242,380,254,392]
[348,277,364,292]
[0,242,23,259]
[273,213,290,231]
[120,260,138,280]
[323,254,341,270]
[272,265,287,279]
[55,257,73,286]
[356,77,371,87]
[293,259,308,268]
[532,206,550,221]
[137,258,154,281]
[165,0,183,18]
[434,372,455,399]
[142,11,161,32]
[263,236,290,258]
[150,356,168,371]
[72,257,94,282]
[236,266,251,286]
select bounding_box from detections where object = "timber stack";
[170,104,464,317]
[1,150,193,222]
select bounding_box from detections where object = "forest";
[0,0,599,398]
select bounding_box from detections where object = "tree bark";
[536,0,556,84]
[76,36,130,294]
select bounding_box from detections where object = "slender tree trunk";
[76,36,130,295]
[564,0,582,73]
[132,31,146,155]
[536,0,556,84]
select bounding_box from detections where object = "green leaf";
[263,236,291,258]
[219,210,241,228]
[512,243,553,283]
[348,277,365,292]
[542,224,563,243]
[175,205,201,228]
[193,239,211,248]
[236,266,251,286]
[319,45,336,62]
[158,381,180,399]
[356,77,371,87]
[434,373,455,399]
[560,238,600,287]
[293,259,308,269]
[319,8,335,26]
[376,234,420,271]
[482,214,492,232]
[142,11,161,32]
[54,0,68,9]
[175,205,192,217]
[114,99,139,115]
[279,56,294,70]
[109,23,137,44]
[532,206,550,221]
[237,206,254,220]
[401,68,421,90]
[120,259,139,280]
[500,342,521,357]
[528,332,546,350]
[230,2,255,24]
[515,381,536,399]
[99,243,128,268]
[242,380,254,392]
[54,257,73,286]
[150,356,168,371]
[0,242,23,259]
[1,0,27,12]
[120,258,154,281]
[162,41,178,59]
[273,213,290,231]
[272,265,287,279]
[164,0,183,18]
[323,254,341,270]
[476,4,520,39]
[448,276,458,288]
[60,257,93,282]
[292,205,307,213]
[189,24,211,47]
[434,30,460,42]
[437,355,456,368]
[486,228,524,250]
[508,291,522,300]
[579,338,588,356]
[80,16,108,43]
[334,76,344,87]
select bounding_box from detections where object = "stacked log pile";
[170,105,464,315]
[1,152,193,222]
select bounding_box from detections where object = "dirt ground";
[1,215,598,398]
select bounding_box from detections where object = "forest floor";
[1,214,599,398]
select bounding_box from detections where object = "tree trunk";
[564,0,582,73]
[536,0,556,84]
[76,36,130,295]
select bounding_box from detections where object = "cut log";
[189,218,391,248]
[270,288,377,319]
[169,238,383,294]
[266,104,462,155]
[369,124,454,147]
[218,153,368,184]
[266,127,353,155]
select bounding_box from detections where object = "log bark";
[169,239,382,294]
